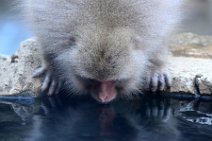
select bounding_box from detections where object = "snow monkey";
[22,0,183,103]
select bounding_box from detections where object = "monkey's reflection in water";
[27,95,179,141]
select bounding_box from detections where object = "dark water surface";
[0,93,212,141]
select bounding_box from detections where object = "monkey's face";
[63,28,146,103]
[72,60,145,104]
[76,78,118,103]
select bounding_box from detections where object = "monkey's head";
[58,27,146,103]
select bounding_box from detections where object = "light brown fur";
[22,0,183,103]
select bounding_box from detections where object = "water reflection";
[26,95,179,141]
[0,94,212,141]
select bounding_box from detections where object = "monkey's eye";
[76,75,100,87]
[84,78,100,85]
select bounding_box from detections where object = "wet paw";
[149,70,171,92]
[33,66,61,95]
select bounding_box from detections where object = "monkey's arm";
[145,46,171,92]
[32,60,62,95]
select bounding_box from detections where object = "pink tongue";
[99,81,116,103]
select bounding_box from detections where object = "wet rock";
[169,57,212,95]
[0,37,211,95]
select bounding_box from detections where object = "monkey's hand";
[32,65,62,95]
[148,69,171,92]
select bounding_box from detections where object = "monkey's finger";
[32,66,46,78]
[150,73,159,92]
[159,74,165,91]
[41,73,51,91]
[55,81,61,95]
[145,73,151,88]
[48,80,56,96]
[164,73,171,89]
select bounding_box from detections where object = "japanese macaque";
[22,0,183,103]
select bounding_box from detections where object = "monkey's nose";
[99,94,116,103]
[99,95,109,103]
[98,81,117,103]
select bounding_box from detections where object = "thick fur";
[22,0,183,97]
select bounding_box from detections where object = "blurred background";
[182,0,212,35]
[0,0,30,56]
[0,0,211,56]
